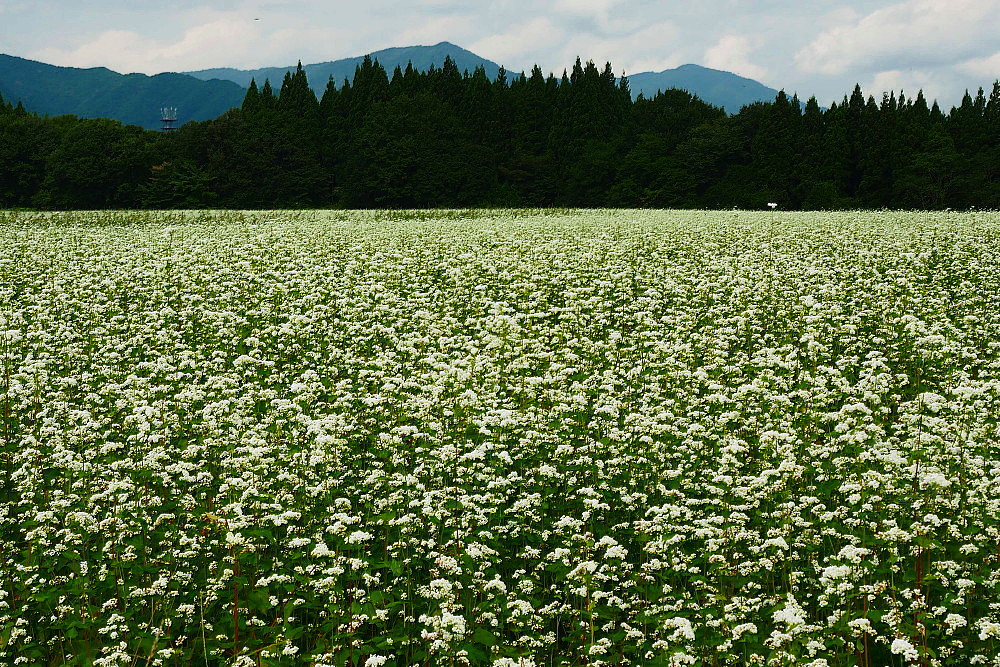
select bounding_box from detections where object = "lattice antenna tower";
[161,107,178,132]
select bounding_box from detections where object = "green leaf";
[472,627,498,646]
[462,643,489,662]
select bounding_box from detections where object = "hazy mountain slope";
[0,54,246,129]
[185,42,503,93]
[628,64,783,113]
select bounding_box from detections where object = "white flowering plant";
[1,208,999,666]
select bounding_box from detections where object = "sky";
[2,0,998,108]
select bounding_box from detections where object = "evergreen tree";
[242,78,261,113]
[985,81,1000,206]
[319,77,339,121]
[947,89,988,206]
[798,96,839,209]
[434,55,463,105]
[278,62,319,117]
[742,90,803,206]
[505,65,557,204]
[856,90,896,206]
[0,104,59,205]
[260,80,276,109]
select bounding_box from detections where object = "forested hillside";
[0,54,246,130]
[1,55,998,210]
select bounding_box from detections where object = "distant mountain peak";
[627,63,783,113]
[184,43,504,93]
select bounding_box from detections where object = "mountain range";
[0,42,789,130]
[184,42,502,94]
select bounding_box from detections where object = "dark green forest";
[2,55,998,210]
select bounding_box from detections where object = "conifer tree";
[278,62,318,117]
[402,62,419,93]
[319,77,339,120]
[496,66,508,90]
[260,80,276,109]
[347,56,389,122]
[912,90,930,122]
[987,81,1000,122]
[985,81,1000,206]
[389,65,404,94]
[242,78,261,113]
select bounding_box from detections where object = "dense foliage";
[2,209,1000,666]
[1,58,998,210]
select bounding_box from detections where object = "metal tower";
[161,107,178,132]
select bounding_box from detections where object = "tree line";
[1,56,998,210]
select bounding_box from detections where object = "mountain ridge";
[184,42,503,93]
[185,42,788,113]
[627,63,786,113]
[0,53,246,129]
[1,43,794,128]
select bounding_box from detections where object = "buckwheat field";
[2,209,999,667]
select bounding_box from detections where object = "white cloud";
[31,16,260,73]
[553,0,622,21]
[868,70,909,95]
[704,34,768,81]
[413,0,470,10]
[957,51,1000,79]
[866,69,947,102]
[551,0,640,35]
[817,6,860,27]
[625,54,684,76]
[470,18,566,71]
[32,30,148,72]
[795,0,1000,75]
[559,21,681,75]
[469,17,679,76]
[0,1,28,13]
[389,14,477,50]
[28,10,357,73]
[262,26,358,66]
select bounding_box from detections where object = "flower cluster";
[1,208,998,666]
